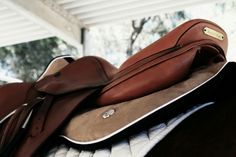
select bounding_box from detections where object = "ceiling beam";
[1,26,44,38]
[0,31,51,47]
[56,0,77,5]
[61,0,107,9]
[69,0,143,15]
[0,74,22,83]
[0,9,17,19]
[73,0,171,19]
[1,0,82,48]
[82,0,219,26]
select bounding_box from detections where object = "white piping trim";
[0,103,27,124]
[0,74,22,83]
[22,109,33,128]
[0,109,16,124]
[48,102,214,157]
[37,55,74,81]
[61,62,229,145]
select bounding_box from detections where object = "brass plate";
[203,27,224,41]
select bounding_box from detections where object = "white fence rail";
[0,74,22,83]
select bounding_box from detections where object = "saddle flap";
[35,56,118,95]
[0,83,32,120]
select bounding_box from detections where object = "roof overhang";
[0,0,220,48]
[0,0,82,48]
[54,0,220,26]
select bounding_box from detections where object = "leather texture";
[97,19,228,105]
[0,83,32,120]
[35,56,118,95]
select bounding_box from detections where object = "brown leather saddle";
[0,19,228,157]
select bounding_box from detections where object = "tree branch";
[127,17,151,56]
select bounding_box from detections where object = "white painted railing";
[0,74,22,83]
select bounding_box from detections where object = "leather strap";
[0,106,24,149]
[14,89,97,157]
[30,95,54,137]
[0,97,43,155]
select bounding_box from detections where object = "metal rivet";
[102,109,115,119]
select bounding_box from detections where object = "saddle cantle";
[97,19,227,105]
[0,19,228,157]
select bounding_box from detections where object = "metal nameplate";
[203,27,224,41]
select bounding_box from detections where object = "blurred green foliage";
[0,37,70,81]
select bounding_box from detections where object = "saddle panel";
[47,102,214,157]
[62,62,226,144]
[49,61,236,157]
[97,19,228,106]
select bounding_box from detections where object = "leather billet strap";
[0,83,37,151]
[30,95,54,137]
[0,86,44,156]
